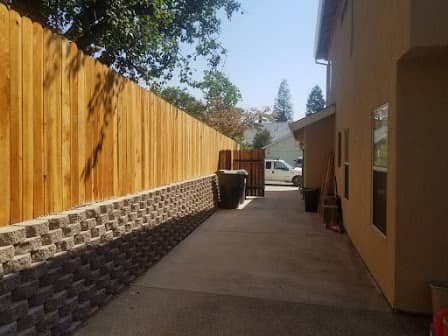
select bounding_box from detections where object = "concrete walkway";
[76,186,428,336]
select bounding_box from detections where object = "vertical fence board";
[134,85,142,190]
[91,61,99,200]
[22,17,34,220]
[10,11,23,223]
[61,39,71,209]
[83,57,93,202]
[32,22,44,217]
[43,32,62,213]
[69,43,79,207]
[168,105,174,183]
[112,73,119,195]
[118,78,127,195]
[150,92,156,188]
[160,98,164,184]
[142,89,149,189]
[77,50,86,205]
[103,65,115,198]
[0,4,11,226]
[155,96,161,186]
[42,29,50,213]
[97,62,105,200]
[53,34,63,212]
[126,83,134,193]
[176,110,181,181]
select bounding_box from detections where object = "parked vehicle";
[265,159,302,186]
[294,157,303,168]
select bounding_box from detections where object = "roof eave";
[314,0,339,61]
[289,105,336,135]
[262,132,294,149]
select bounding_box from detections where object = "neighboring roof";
[315,0,339,61]
[262,132,296,150]
[289,105,336,133]
[244,122,291,144]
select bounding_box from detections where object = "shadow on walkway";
[76,186,429,336]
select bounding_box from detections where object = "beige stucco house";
[291,0,448,313]
[244,122,302,166]
[263,133,301,167]
[289,106,335,189]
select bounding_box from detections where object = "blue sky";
[173,1,326,121]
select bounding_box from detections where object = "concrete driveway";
[76,186,429,336]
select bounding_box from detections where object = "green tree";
[5,0,241,85]
[252,129,272,149]
[158,87,205,120]
[207,107,246,142]
[306,85,326,116]
[197,70,249,141]
[200,71,242,110]
[273,80,293,122]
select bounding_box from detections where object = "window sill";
[370,224,387,239]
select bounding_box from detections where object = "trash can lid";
[430,280,448,288]
[302,187,320,192]
[217,169,248,176]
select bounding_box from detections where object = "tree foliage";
[200,71,242,110]
[306,85,326,116]
[158,86,205,120]
[199,70,245,141]
[273,80,293,122]
[207,107,246,142]
[157,71,250,142]
[4,0,241,85]
[252,129,272,149]
[158,69,254,144]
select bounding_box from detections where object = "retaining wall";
[0,175,219,336]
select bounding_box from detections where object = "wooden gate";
[219,150,265,197]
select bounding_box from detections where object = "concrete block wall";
[0,175,219,336]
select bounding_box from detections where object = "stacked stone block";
[0,175,219,336]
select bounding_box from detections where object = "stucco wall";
[395,52,448,312]
[265,136,302,167]
[303,115,335,189]
[327,0,412,309]
[411,0,448,49]
[327,0,448,313]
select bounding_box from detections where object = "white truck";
[265,159,302,186]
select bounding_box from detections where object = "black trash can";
[302,188,320,212]
[217,170,248,209]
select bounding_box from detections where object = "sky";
[172,0,326,121]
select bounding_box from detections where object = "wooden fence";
[0,5,239,227]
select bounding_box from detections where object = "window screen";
[372,104,388,235]
[373,170,387,234]
[344,164,349,200]
[344,129,350,199]
[337,132,342,168]
[344,129,349,163]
